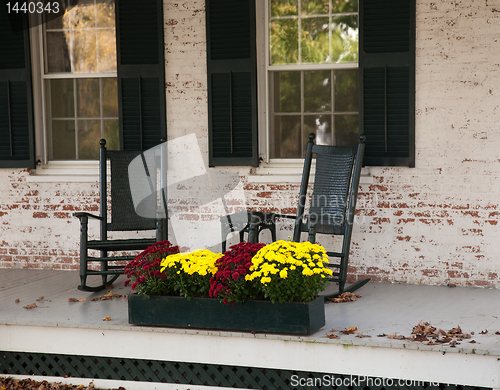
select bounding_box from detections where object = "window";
[42,0,118,160]
[267,0,359,159]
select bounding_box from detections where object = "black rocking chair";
[74,139,166,292]
[245,133,369,299]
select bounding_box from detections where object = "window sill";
[26,161,105,183]
[249,164,373,184]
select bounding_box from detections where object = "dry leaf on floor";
[326,332,339,339]
[480,329,488,334]
[356,333,371,338]
[340,326,358,335]
[103,316,111,321]
[15,298,20,303]
[387,334,406,340]
[330,292,362,303]
[100,291,123,300]
[23,303,37,309]
[68,298,86,302]
[36,296,44,301]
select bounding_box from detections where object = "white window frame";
[253,0,370,183]
[28,13,116,182]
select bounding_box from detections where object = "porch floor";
[1,269,500,388]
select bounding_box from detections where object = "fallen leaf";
[68,298,86,302]
[377,333,387,337]
[103,316,111,321]
[330,292,362,303]
[495,331,500,335]
[100,290,123,300]
[356,333,371,338]
[15,298,20,303]
[340,326,358,335]
[90,297,100,301]
[448,325,462,334]
[412,334,428,342]
[36,296,44,301]
[427,341,436,345]
[480,329,488,334]
[469,340,477,343]
[449,340,457,347]
[471,331,475,335]
[447,283,457,287]
[105,284,114,289]
[326,332,339,339]
[387,334,405,340]
[23,303,37,309]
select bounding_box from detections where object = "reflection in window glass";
[270,69,358,158]
[269,0,359,158]
[44,0,118,160]
[52,121,76,160]
[269,0,358,65]
[77,78,100,118]
[78,120,101,159]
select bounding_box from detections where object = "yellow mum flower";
[279,269,288,279]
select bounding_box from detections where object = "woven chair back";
[308,144,356,235]
[107,150,157,231]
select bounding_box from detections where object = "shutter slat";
[207,0,258,166]
[117,0,165,151]
[0,8,34,168]
[360,0,415,167]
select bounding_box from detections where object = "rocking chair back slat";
[309,148,355,235]
[107,150,157,232]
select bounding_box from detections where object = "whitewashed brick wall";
[1,0,499,289]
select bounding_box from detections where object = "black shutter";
[206,0,258,167]
[359,0,415,167]
[116,0,166,151]
[0,8,34,168]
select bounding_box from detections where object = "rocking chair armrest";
[73,212,103,221]
[272,213,297,220]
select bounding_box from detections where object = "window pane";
[72,0,96,29]
[332,0,357,13]
[97,30,117,72]
[103,119,119,150]
[52,121,76,160]
[334,114,359,146]
[334,69,358,112]
[304,70,331,112]
[302,0,329,15]
[331,15,358,63]
[46,31,71,73]
[270,19,299,65]
[270,0,298,17]
[45,14,64,30]
[78,120,101,159]
[102,78,118,117]
[273,71,300,113]
[304,115,331,146]
[76,78,100,117]
[73,31,97,73]
[96,0,116,27]
[301,17,329,63]
[272,115,301,158]
[49,79,74,118]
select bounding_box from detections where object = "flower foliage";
[160,249,223,298]
[245,240,333,302]
[124,240,180,297]
[209,242,267,304]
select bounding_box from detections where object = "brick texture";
[1,0,499,289]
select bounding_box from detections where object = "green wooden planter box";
[128,294,325,335]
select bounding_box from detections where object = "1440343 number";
[6,2,60,14]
